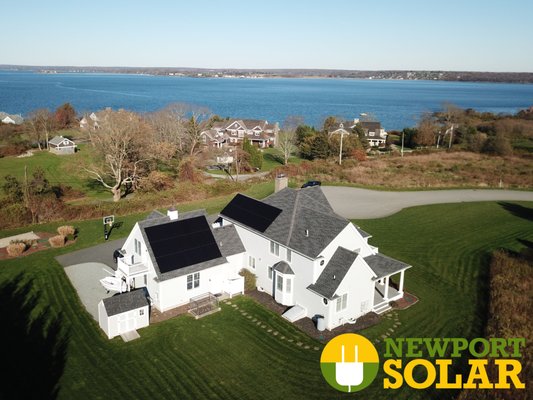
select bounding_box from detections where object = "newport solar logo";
[320,333,379,392]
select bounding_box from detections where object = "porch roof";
[364,253,411,279]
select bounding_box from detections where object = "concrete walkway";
[321,187,533,219]
[0,231,40,248]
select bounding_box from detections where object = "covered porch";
[363,253,411,313]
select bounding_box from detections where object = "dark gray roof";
[356,227,372,239]
[138,209,234,281]
[212,225,245,257]
[273,261,294,275]
[364,253,411,279]
[260,187,349,258]
[145,210,166,220]
[307,247,358,300]
[102,289,149,316]
[360,121,382,131]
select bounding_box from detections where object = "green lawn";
[1,200,532,399]
[261,147,303,171]
[0,144,110,200]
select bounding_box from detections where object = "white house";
[102,185,411,337]
[0,112,24,125]
[219,186,411,330]
[329,119,388,147]
[98,289,149,339]
[109,209,245,312]
[48,135,77,154]
[79,112,100,130]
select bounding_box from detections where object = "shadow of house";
[0,274,69,400]
[498,202,533,222]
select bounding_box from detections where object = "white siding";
[98,302,149,339]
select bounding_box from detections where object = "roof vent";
[167,207,178,221]
[305,229,309,237]
[333,274,336,280]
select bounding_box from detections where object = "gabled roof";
[360,121,382,131]
[138,210,244,281]
[49,135,75,146]
[102,289,149,316]
[221,187,349,258]
[212,225,246,257]
[364,253,411,279]
[307,247,358,299]
[356,227,372,239]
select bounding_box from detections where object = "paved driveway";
[322,187,533,219]
[56,238,126,321]
[55,238,126,270]
[64,262,115,321]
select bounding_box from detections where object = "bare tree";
[27,109,54,150]
[84,109,153,202]
[414,113,437,147]
[277,130,297,165]
[440,103,462,148]
[146,103,188,155]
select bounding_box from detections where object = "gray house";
[48,135,77,154]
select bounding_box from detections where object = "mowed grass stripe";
[1,200,531,399]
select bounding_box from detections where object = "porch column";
[384,276,389,300]
[399,270,405,295]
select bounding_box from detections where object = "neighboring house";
[328,119,359,136]
[98,289,149,339]
[200,119,279,148]
[0,112,24,125]
[328,119,388,147]
[79,112,100,130]
[101,184,411,337]
[360,121,387,147]
[219,185,411,330]
[48,135,76,154]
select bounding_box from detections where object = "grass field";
[1,200,532,399]
[0,144,110,200]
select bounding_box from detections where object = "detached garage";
[98,290,149,339]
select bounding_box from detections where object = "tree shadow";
[498,202,533,221]
[263,152,284,165]
[0,274,69,400]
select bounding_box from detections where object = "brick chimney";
[275,174,288,193]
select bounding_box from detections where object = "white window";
[139,309,144,316]
[336,293,348,312]
[268,266,273,280]
[270,241,279,256]
[286,278,291,293]
[187,272,200,290]
[286,249,292,262]
[277,276,283,291]
[134,239,141,256]
[248,256,256,269]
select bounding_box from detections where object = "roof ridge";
[285,189,300,246]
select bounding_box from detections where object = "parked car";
[113,248,125,263]
[301,180,321,188]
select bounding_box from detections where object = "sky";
[1,0,532,72]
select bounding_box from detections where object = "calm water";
[1,71,532,130]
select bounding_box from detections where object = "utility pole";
[448,124,454,149]
[339,132,344,165]
[401,131,404,158]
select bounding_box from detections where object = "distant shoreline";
[1,65,533,84]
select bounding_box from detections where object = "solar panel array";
[144,216,222,274]
[220,194,282,232]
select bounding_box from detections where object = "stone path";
[225,300,321,352]
[374,310,401,344]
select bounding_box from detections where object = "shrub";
[49,235,66,248]
[57,225,76,237]
[239,268,257,292]
[139,171,174,192]
[7,242,26,257]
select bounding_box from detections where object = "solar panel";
[144,216,222,274]
[220,194,282,232]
